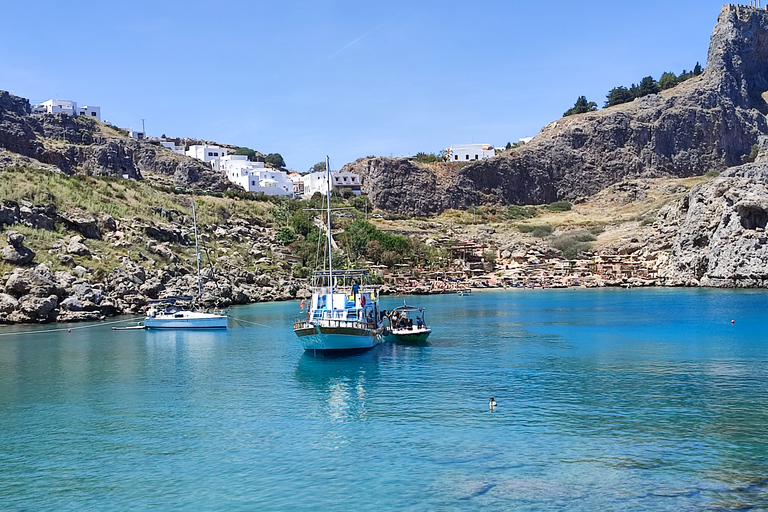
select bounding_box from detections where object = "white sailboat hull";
[144,311,228,329]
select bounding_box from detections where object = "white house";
[221,155,293,196]
[288,172,304,196]
[129,129,145,140]
[160,140,185,154]
[186,144,229,169]
[447,143,495,162]
[79,105,101,121]
[302,169,362,198]
[33,99,79,116]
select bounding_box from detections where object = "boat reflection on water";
[295,348,384,422]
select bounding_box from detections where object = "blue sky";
[1,1,728,172]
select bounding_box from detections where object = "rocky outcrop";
[1,231,35,265]
[657,163,768,287]
[0,212,312,324]
[0,90,229,190]
[348,5,768,216]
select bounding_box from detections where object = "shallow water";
[1,288,767,511]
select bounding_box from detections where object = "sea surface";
[1,288,767,511]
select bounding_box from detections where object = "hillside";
[346,5,768,217]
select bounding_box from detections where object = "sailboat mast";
[193,203,203,298]
[325,155,334,302]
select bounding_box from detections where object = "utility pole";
[141,119,145,136]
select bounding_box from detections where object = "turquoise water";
[1,288,767,511]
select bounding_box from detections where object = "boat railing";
[293,318,380,331]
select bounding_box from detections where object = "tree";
[637,76,660,97]
[563,96,598,117]
[694,62,703,75]
[658,72,679,90]
[234,147,256,160]
[605,86,634,107]
[310,161,326,172]
[265,153,286,168]
[505,142,513,150]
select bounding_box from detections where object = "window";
[208,152,213,156]
[455,155,459,161]
[214,152,219,156]
[90,112,96,116]
[343,177,347,181]
[466,155,469,160]
[475,154,478,160]
[252,180,255,186]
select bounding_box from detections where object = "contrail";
[328,9,410,60]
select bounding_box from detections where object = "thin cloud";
[328,9,410,60]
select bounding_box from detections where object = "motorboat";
[385,303,431,342]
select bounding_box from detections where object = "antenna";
[141,119,146,135]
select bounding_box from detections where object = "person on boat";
[416,316,423,329]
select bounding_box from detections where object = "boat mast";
[325,155,334,307]
[193,203,203,299]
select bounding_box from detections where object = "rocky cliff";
[347,5,768,217]
[0,91,229,190]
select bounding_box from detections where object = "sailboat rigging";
[293,156,385,352]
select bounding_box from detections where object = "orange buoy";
[731,319,735,324]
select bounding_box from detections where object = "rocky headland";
[345,5,768,217]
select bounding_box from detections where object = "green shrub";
[549,230,596,259]
[545,201,573,212]
[277,227,297,245]
[503,205,538,220]
[518,224,554,238]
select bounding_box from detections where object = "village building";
[302,169,361,198]
[160,140,185,154]
[33,99,79,116]
[287,172,304,196]
[220,155,292,196]
[447,143,495,161]
[32,100,103,121]
[186,144,229,168]
[78,105,101,121]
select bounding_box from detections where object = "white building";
[33,99,79,116]
[447,143,495,162]
[288,172,304,196]
[221,155,292,196]
[186,144,229,169]
[79,105,101,121]
[32,99,102,121]
[160,141,185,155]
[302,170,362,198]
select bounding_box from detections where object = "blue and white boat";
[293,156,384,352]
[293,270,384,352]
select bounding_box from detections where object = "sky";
[0,0,733,173]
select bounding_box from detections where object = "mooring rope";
[0,317,139,337]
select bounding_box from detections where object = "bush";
[549,230,596,259]
[276,227,297,245]
[415,152,441,163]
[545,201,573,212]
[518,224,554,238]
[503,205,538,220]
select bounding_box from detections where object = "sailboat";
[293,157,385,352]
[143,204,228,330]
